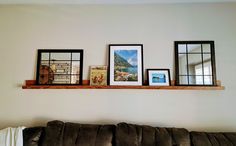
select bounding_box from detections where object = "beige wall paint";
[0,4,236,132]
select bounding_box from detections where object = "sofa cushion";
[115,122,190,146]
[167,127,190,146]
[224,133,236,145]
[41,120,115,146]
[191,132,236,146]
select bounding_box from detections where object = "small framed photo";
[90,66,107,86]
[108,44,144,86]
[147,69,171,86]
[36,49,83,85]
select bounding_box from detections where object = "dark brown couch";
[23,120,236,146]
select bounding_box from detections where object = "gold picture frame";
[89,66,107,86]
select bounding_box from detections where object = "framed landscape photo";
[36,49,83,85]
[90,66,107,86]
[147,69,171,86]
[108,44,144,86]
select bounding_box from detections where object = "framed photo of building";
[147,69,171,86]
[36,49,83,85]
[108,44,144,86]
[90,66,107,86]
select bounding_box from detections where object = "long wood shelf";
[22,80,225,90]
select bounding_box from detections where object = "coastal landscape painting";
[109,44,143,85]
[147,69,171,86]
[151,73,166,83]
[114,50,138,81]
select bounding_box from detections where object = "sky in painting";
[115,50,137,66]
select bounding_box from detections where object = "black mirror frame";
[36,49,84,85]
[174,41,217,86]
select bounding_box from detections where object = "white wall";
[0,3,236,132]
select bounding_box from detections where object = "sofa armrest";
[23,127,44,146]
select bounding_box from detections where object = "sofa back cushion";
[41,120,115,146]
[115,123,190,146]
[191,131,236,146]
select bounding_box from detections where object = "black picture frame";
[147,69,171,86]
[108,44,144,86]
[36,49,84,85]
[175,41,217,86]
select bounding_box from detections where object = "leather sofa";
[23,120,236,146]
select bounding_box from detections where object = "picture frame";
[89,66,108,86]
[147,69,171,86]
[108,44,144,86]
[36,49,83,85]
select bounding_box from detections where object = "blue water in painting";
[152,73,166,83]
[119,67,137,74]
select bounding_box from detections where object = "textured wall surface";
[0,3,235,131]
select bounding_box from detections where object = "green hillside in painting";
[114,52,133,67]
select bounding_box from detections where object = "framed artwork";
[90,66,107,86]
[36,49,83,85]
[147,69,171,86]
[108,44,144,86]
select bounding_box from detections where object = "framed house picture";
[36,49,83,85]
[147,69,171,86]
[108,44,144,86]
[90,66,107,86]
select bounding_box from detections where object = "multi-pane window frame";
[175,41,217,86]
[36,49,84,85]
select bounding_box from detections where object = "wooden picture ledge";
[22,80,225,90]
